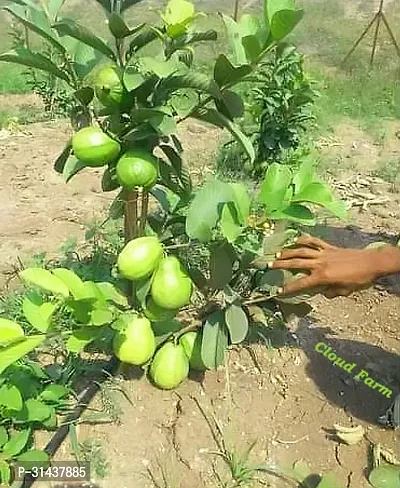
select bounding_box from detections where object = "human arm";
[270,235,400,298]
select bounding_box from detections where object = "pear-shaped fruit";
[150,342,189,389]
[72,127,120,167]
[151,256,192,310]
[113,315,155,365]
[94,65,125,108]
[116,150,159,190]
[144,298,177,322]
[117,236,163,281]
[179,331,206,371]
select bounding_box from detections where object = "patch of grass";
[0,105,47,128]
[0,65,31,94]
[373,158,400,185]
[78,439,109,479]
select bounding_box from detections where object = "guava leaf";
[19,268,69,297]
[0,336,45,375]
[265,0,304,40]
[52,268,88,300]
[15,399,52,422]
[0,48,70,83]
[292,182,347,219]
[53,18,116,60]
[4,4,66,53]
[0,384,23,411]
[229,182,251,224]
[123,66,145,91]
[259,163,292,212]
[213,54,252,87]
[220,14,247,65]
[63,155,86,183]
[0,318,24,346]
[22,298,57,333]
[220,203,242,243]
[186,179,235,242]
[66,328,102,353]
[39,384,69,403]
[96,282,128,307]
[17,449,50,463]
[53,142,72,174]
[201,311,228,370]
[209,243,235,289]
[2,429,30,457]
[225,303,248,343]
[0,426,8,447]
[271,204,315,225]
[369,465,400,488]
[108,13,144,38]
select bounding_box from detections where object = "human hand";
[270,235,399,298]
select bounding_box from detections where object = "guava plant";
[0,0,347,389]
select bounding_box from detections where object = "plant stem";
[124,190,138,244]
[164,243,191,250]
[139,190,149,236]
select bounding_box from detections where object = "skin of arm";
[270,235,400,298]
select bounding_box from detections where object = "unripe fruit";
[113,316,155,366]
[179,331,206,371]
[72,127,120,167]
[151,256,192,310]
[116,150,159,190]
[150,342,189,389]
[117,236,163,281]
[95,65,125,108]
[144,297,177,322]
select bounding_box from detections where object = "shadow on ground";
[296,317,400,424]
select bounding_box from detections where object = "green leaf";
[272,204,315,224]
[123,66,145,91]
[53,142,72,174]
[90,308,113,326]
[0,427,8,447]
[193,109,255,163]
[186,179,235,242]
[259,163,292,212]
[0,48,70,83]
[216,90,245,120]
[4,4,66,53]
[220,203,242,243]
[265,0,304,40]
[162,0,195,26]
[220,14,247,65]
[53,18,116,60]
[159,144,192,192]
[135,278,152,307]
[369,465,400,488]
[52,268,88,300]
[66,328,102,353]
[139,56,186,78]
[0,336,45,375]
[225,303,248,343]
[47,0,65,20]
[126,27,159,56]
[229,182,251,225]
[213,54,252,87]
[209,243,235,289]
[15,399,52,422]
[19,268,69,297]
[2,429,30,457]
[17,449,50,463]
[292,182,346,219]
[0,319,24,346]
[62,155,86,183]
[39,384,69,403]
[292,157,314,194]
[108,13,144,38]
[201,311,228,370]
[96,282,128,307]
[0,384,23,411]
[22,298,56,333]
[154,71,220,104]
[317,473,346,488]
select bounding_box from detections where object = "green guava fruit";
[113,315,155,365]
[144,297,177,322]
[149,342,189,389]
[116,150,159,190]
[151,256,193,310]
[94,65,125,108]
[72,127,120,167]
[117,236,163,281]
[179,331,206,371]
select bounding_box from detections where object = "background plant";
[218,43,318,179]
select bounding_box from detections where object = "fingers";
[277,247,320,260]
[295,234,334,250]
[281,275,319,295]
[271,258,317,270]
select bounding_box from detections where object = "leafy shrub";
[218,44,318,179]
